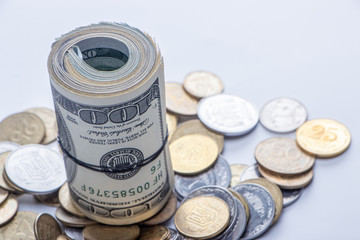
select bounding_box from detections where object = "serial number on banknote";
[80,160,163,199]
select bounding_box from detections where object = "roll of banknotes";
[48,22,174,225]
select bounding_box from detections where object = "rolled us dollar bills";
[48,22,174,225]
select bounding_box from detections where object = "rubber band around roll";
[57,132,169,173]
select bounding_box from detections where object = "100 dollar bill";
[48,23,174,225]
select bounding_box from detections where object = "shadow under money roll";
[47,22,174,225]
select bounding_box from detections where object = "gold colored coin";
[175,195,230,239]
[35,213,62,240]
[59,182,85,217]
[57,234,69,240]
[183,71,224,99]
[0,211,37,239]
[0,152,16,192]
[258,165,313,190]
[296,119,351,158]
[166,112,178,141]
[138,226,170,240]
[3,171,24,193]
[255,137,315,175]
[143,192,177,226]
[170,134,219,175]
[0,112,46,145]
[230,164,248,187]
[0,195,18,226]
[242,178,283,223]
[55,207,96,227]
[228,188,250,222]
[0,187,9,205]
[83,224,140,240]
[34,190,60,207]
[171,119,224,154]
[165,82,198,116]
[26,107,58,144]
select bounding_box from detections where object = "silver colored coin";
[197,94,259,136]
[232,183,275,240]
[282,188,303,207]
[64,226,84,240]
[184,185,238,240]
[0,142,19,154]
[226,197,247,240]
[169,228,186,240]
[175,155,231,200]
[175,171,216,200]
[4,144,67,194]
[239,164,261,181]
[260,97,307,133]
[213,155,232,188]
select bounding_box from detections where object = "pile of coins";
[165,71,351,239]
[0,70,352,239]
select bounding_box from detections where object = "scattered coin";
[168,228,186,240]
[228,188,250,222]
[170,119,224,154]
[0,195,18,226]
[34,190,61,207]
[230,164,248,187]
[138,225,170,240]
[175,195,230,239]
[0,142,19,154]
[240,164,261,181]
[166,112,178,141]
[232,183,275,239]
[282,188,303,207]
[0,152,16,192]
[258,165,314,189]
[260,97,307,133]
[174,155,231,200]
[55,207,96,228]
[182,186,238,240]
[0,211,38,239]
[183,71,224,98]
[0,112,46,145]
[26,107,58,144]
[59,183,86,217]
[64,226,84,240]
[296,118,351,158]
[5,144,67,194]
[170,134,218,175]
[242,178,283,223]
[228,196,248,239]
[255,137,315,175]
[143,192,177,226]
[2,171,24,193]
[35,213,62,240]
[57,234,70,240]
[83,224,140,240]
[197,94,259,136]
[0,188,9,205]
[165,82,198,116]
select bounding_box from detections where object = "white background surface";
[0,0,359,239]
